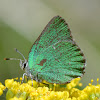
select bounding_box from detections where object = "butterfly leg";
[30,75,33,86]
[35,73,39,82]
[35,73,41,87]
[22,73,27,84]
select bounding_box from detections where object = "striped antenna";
[4,48,25,61]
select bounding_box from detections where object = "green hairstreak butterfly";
[5,16,86,84]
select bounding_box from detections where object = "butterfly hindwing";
[28,16,85,84]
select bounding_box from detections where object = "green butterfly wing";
[28,16,85,84]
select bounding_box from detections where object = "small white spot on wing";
[53,45,56,49]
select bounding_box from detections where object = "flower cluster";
[0,82,6,96]
[0,78,100,100]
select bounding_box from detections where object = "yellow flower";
[0,78,100,100]
[0,82,6,96]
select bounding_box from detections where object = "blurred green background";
[0,0,100,97]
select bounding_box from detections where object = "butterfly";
[5,16,86,84]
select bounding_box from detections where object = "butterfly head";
[20,59,28,71]
[4,48,29,72]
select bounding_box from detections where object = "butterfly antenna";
[4,48,25,61]
[14,48,26,61]
[4,58,21,60]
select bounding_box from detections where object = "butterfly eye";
[23,63,26,69]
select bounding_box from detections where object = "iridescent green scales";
[28,16,85,84]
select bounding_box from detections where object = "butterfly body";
[23,16,86,84]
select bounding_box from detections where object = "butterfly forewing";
[28,16,85,84]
